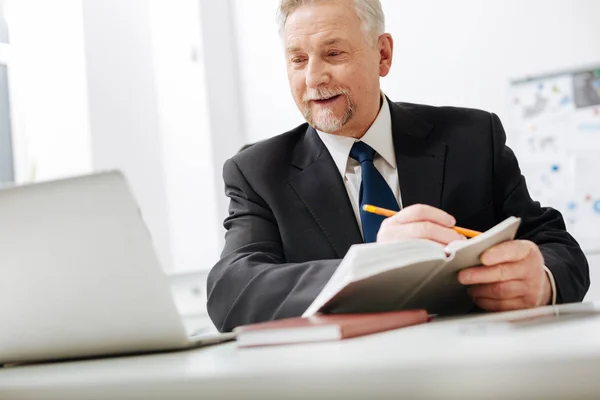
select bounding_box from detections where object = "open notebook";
[303,216,522,317]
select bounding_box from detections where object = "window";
[0,13,12,184]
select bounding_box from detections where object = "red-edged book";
[234,309,429,348]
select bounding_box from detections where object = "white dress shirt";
[315,93,557,305]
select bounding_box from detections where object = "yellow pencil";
[362,204,482,238]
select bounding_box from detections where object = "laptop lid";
[0,171,190,363]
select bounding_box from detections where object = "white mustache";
[303,87,350,103]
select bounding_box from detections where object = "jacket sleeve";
[490,113,590,303]
[206,158,341,332]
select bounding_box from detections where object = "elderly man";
[207,0,589,332]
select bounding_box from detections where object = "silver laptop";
[0,171,234,364]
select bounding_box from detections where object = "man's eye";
[292,58,305,64]
[328,52,341,57]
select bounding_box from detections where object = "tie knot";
[349,141,376,163]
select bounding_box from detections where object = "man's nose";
[305,59,330,88]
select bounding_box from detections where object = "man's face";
[284,0,389,136]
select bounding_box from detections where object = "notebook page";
[319,257,447,314]
[352,239,446,280]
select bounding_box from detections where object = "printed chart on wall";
[509,66,600,251]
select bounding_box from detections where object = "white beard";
[311,107,344,132]
[303,93,355,133]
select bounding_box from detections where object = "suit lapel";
[388,101,447,209]
[288,127,363,257]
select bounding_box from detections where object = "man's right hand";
[376,204,466,246]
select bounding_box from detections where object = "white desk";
[2,303,600,399]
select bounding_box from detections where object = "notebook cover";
[234,309,429,346]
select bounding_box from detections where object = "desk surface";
[2,303,600,399]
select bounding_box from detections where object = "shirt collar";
[316,93,396,177]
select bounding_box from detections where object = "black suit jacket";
[207,100,590,332]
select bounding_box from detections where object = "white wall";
[197,0,247,226]
[81,0,222,273]
[149,0,223,272]
[232,0,600,146]
[381,0,600,123]
[232,0,300,144]
[5,0,92,183]
[81,0,175,270]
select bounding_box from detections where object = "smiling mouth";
[313,94,342,105]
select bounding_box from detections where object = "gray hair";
[277,0,385,40]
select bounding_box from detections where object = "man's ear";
[378,33,393,77]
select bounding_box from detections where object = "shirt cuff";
[543,265,557,305]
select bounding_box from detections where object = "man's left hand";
[457,240,552,311]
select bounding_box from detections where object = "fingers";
[376,204,465,245]
[460,241,548,311]
[473,297,529,312]
[387,204,456,227]
[378,221,465,245]
[481,240,535,266]
[459,241,545,285]
[458,262,529,285]
[467,280,529,300]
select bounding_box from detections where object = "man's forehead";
[285,35,349,53]
[283,1,361,43]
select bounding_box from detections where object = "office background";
[1,0,599,327]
